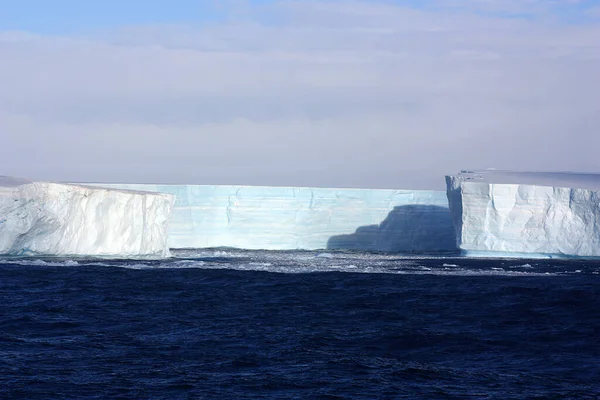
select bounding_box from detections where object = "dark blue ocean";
[1,250,599,399]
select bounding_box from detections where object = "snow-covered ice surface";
[93,184,456,252]
[0,177,174,258]
[452,170,600,190]
[447,170,600,258]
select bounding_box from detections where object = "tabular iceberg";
[0,177,173,258]
[95,184,456,252]
[446,170,600,258]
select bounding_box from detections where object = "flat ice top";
[452,170,600,191]
[72,183,168,196]
[0,176,168,196]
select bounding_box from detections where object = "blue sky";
[2,0,599,34]
[0,0,232,33]
[1,0,599,188]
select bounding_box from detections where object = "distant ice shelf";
[95,184,457,253]
[0,177,173,258]
[446,170,600,258]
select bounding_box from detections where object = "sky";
[1,0,599,190]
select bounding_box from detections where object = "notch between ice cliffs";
[95,184,455,252]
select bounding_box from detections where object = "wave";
[1,259,82,267]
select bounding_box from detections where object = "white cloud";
[0,1,599,189]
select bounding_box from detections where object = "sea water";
[1,250,599,399]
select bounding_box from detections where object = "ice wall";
[96,184,456,252]
[0,177,173,257]
[446,171,600,258]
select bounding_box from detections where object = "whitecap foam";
[509,263,533,269]
[0,259,80,267]
[315,253,335,258]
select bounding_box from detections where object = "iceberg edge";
[446,170,600,259]
[0,177,174,258]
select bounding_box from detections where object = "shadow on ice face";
[327,205,457,253]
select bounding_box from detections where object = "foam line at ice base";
[2,250,576,277]
[94,184,457,252]
[461,250,600,259]
[0,176,174,258]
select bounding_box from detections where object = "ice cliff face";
[15,169,600,258]
[0,177,173,257]
[97,184,456,252]
[446,171,600,258]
